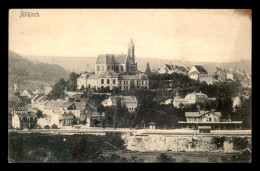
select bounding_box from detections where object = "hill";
[23,55,251,75]
[8,51,69,91]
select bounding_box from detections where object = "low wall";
[121,133,251,153]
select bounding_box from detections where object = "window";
[209,118,211,122]
[107,65,110,70]
[113,79,116,84]
[116,66,119,71]
[119,81,121,84]
[97,65,100,71]
[107,79,110,84]
[101,79,104,84]
[112,66,114,70]
[121,65,124,71]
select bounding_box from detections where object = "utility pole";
[176,137,178,153]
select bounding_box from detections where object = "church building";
[77,38,149,91]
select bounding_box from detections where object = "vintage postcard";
[8,9,252,163]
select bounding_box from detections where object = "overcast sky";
[9,9,251,63]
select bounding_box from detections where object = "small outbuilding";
[148,122,156,130]
[198,126,211,133]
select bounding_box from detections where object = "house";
[20,90,34,99]
[156,64,188,75]
[188,65,208,81]
[12,112,37,129]
[43,100,74,116]
[148,122,156,130]
[102,95,138,113]
[199,76,217,85]
[59,113,75,126]
[178,110,242,130]
[77,38,149,91]
[164,99,173,105]
[232,96,242,111]
[67,101,87,119]
[44,86,52,95]
[11,102,27,116]
[77,72,92,90]
[173,92,209,108]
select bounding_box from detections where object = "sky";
[9,9,251,63]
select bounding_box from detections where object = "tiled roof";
[121,96,137,103]
[96,54,127,64]
[101,70,118,77]
[87,74,100,79]
[109,96,137,105]
[185,111,221,117]
[44,100,73,110]
[194,65,208,74]
[75,101,86,110]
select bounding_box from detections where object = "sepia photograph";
[8,9,252,163]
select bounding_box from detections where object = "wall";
[121,133,251,153]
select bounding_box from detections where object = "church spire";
[145,62,151,74]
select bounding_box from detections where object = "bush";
[211,136,226,149]
[156,153,176,163]
[180,158,189,163]
[51,124,58,129]
[44,125,50,129]
[231,137,249,150]
[208,157,218,163]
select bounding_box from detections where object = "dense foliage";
[156,153,176,163]
[8,51,69,86]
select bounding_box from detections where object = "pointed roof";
[96,54,128,64]
[193,65,208,74]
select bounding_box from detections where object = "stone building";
[77,38,149,91]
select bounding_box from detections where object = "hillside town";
[8,38,251,133]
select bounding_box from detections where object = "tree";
[80,85,85,92]
[97,104,105,116]
[48,78,68,100]
[36,110,43,118]
[67,72,80,92]
[51,124,58,129]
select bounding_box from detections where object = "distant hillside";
[24,55,97,74]
[23,55,251,75]
[8,51,69,91]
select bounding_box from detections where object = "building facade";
[173,92,209,108]
[102,95,138,113]
[178,111,242,130]
[77,38,149,91]
[188,65,208,81]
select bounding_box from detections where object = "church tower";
[145,62,151,74]
[127,37,137,72]
[128,37,135,64]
